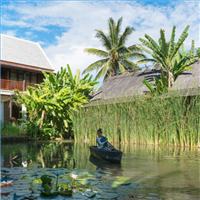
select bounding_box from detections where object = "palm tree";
[82,17,146,80]
[137,26,200,90]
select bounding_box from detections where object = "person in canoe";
[96,128,112,150]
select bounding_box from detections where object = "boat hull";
[89,146,123,163]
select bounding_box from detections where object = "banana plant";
[14,65,99,139]
[137,26,200,91]
[142,73,168,95]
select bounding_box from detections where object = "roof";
[91,67,162,101]
[170,59,200,91]
[1,34,54,71]
[90,59,200,103]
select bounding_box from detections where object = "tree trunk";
[39,110,45,129]
[168,71,175,91]
[60,133,64,140]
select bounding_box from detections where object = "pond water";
[1,141,200,199]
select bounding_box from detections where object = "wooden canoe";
[89,146,123,163]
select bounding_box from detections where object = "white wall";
[0,101,4,122]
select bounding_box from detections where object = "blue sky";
[1,0,200,86]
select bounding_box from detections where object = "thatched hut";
[88,59,200,106]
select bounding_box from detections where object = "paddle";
[107,141,116,150]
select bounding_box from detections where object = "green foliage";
[14,65,98,139]
[1,121,26,137]
[138,26,200,90]
[83,17,146,79]
[73,93,200,147]
[142,73,168,95]
[41,175,53,184]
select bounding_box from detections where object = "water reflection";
[1,141,200,199]
[89,155,122,175]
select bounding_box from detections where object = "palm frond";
[95,29,112,50]
[122,58,141,69]
[116,45,131,54]
[84,48,109,57]
[123,52,146,60]
[82,58,109,74]
[128,44,143,53]
[137,58,157,64]
[108,18,115,47]
[95,59,111,79]
[118,26,135,47]
[116,17,123,45]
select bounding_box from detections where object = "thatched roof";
[91,67,161,101]
[89,59,200,103]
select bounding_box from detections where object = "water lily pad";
[41,191,59,197]
[60,189,73,196]
[1,187,14,195]
[32,179,42,184]
[58,178,71,183]
[84,191,96,198]
[14,180,32,185]
[15,190,32,196]
[90,180,99,186]
[14,184,31,190]
[72,193,88,199]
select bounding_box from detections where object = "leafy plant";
[142,73,168,95]
[83,17,146,80]
[1,121,25,137]
[14,65,98,139]
[137,26,200,90]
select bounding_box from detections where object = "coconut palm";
[139,27,200,93]
[83,17,146,80]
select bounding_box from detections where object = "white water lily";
[71,174,78,179]
[22,161,28,167]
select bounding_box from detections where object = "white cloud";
[2,30,17,37]
[2,1,200,83]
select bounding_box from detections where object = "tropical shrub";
[14,65,98,139]
[137,26,200,91]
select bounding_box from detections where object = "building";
[1,34,54,122]
[89,59,200,105]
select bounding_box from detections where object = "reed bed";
[73,92,200,148]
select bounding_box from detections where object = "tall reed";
[72,91,200,148]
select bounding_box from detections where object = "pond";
[1,141,200,199]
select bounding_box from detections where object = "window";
[26,72,30,83]
[31,73,37,83]
[18,73,23,81]
[10,70,17,81]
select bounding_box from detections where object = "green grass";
[1,121,27,137]
[72,91,200,148]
